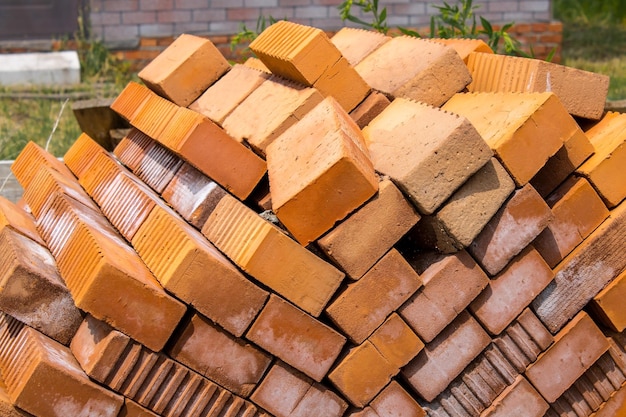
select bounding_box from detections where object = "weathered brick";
[202,194,345,317]
[138,33,230,106]
[267,96,378,244]
[469,183,553,276]
[113,128,154,172]
[399,249,489,343]
[363,98,492,215]
[432,38,493,62]
[0,196,44,246]
[118,399,160,417]
[589,269,626,332]
[370,380,426,417]
[593,380,626,417]
[481,375,548,417]
[313,55,370,112]
[525,312,610,402]
[355,36,472,106]
[330,27,390,66]
[349,91,391,129]
[0,379,29,417]
[132,135,182,193]
[368,313,424,369]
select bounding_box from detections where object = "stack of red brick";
[0,21,625,417]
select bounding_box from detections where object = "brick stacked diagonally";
[1,21,625,417]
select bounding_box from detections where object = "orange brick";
[533,201,626,333]
[593,380,626,417]
[0,196,44,246]
[466,52,609,120]
[243,56,270,72]
[469,183,553,276]
[246,294,346,382]
[168,313,272,397]
[398,249,489,343]
[481,375,549,417]
[110,81,153,122]
[130,91,179,139]
[138,33,230,107]
[202,194,345,317]
[355,36,472,106]
[222,76,324,155]
[432,38,493,62]
[525,312,609,402]
[10,141,74,190]
[132,137,182,193]
[267,96,378,244]
[589,269,626,332]
[442,92,574,186]
[313,55,370,112]
[64,132,111,179]
[349,91,391,129]
[364,98,491,215]
[118,399,159,417]
[533,176,609,268]
[470,246,554,335]
[330,27,390,66]
[370,380,426,417]
[318,179,420,279]
[369,313,424,369]
[157,106,267,200]
[0,379,29,417]
[577,111,626,208]
[189,63,270,125]
[0,313,123,417]
[402,311,491,402]
[250,361,348,417]
[326,249,422,344]
[113,128,154,172]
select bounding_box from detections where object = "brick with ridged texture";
[130,90,179,139]
[113,128,155,172]
[0,196,44,246]
[133,136,183,194]
[481,375,548,417]
[363,98,492,215]
[138,33,230,107]
[110,81,153,122]
[202,194,345,317]
[432,38,493,62]
[10,141,74,190]
[64,132,113,179]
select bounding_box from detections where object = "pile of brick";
[0,20,625,417]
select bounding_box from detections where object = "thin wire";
[45,98,70,151]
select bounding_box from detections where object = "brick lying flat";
[161,162,228,229]
[469,184,553,276]
[533,176,609,268]
[442,92,575,186]
[363,98,492,215]
[592,374,626,417]
[267,96,378,244]
[249,21,369,111]
[411,158,515,252]
[399,249,489,343]
[70,315,265,417]
[325,249,422,343]
[118,399,159,417]
[189,63,270,125]
[403,311,492,402]
[0,227,82,345]
[0,313,123,417]
[466,52,609,120]
[222,76,324,155]
[589,269,626,332]
[133,204,269,337]
[318,179,420,279]
[481,375,548,417]
[250,361,348,417]
[355,36,472,106]
[246,294,346,382]
[370,380,426,417]
[470,246,554,335]
[168,313,272,397]
[533,200,626,333]
[0,196,44,246]
[432,38,493,62]
[369,313,424,369]
[576,111,626,208]
[202,194,345,317]
[525,312,610,402]
[10,141,74,190]
[330,27,390,66]
[349,91,391,129]
[138,33,230,107]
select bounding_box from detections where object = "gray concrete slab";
[0,51,80,86]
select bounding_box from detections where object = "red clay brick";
[202,194,345,317]
[363,98,492,215]
[470,246,554,335]
[442,92,574,186]
[525,311,610,402]
[432,38,493,62]
[330,27,390,66]
[533,200,626,333]
[161,162,228,229]
[466,52,609,119]
[370,380,426,417]
[138,33,230,107]
[577,111,626,208]
[168,313,272,397]
[0,379,29,417]
[402,310,491,402]
[64,132,112,179]
[589,269,626,332]
[132,204,269,337]
[118,399,160,417]
[246,294,346,382]
[0,227,82,346]
[222,76,324,156]
[313,55,370,112]
[398,249,489,343]
[481,375,548,417]
[593,380,626,417]
[369,313,424,369]
[10,141,74,190]
[110,81,153,122]
[0,196,44,246]
[133,136,183,193]
[113,128,154,172]
[469,183,553,276]
[349,91,391,129]
[267,96,378,244]
[325,249,421,343]
[355,36,472,106]
[130,90,179,139]
[243,56,270,72]
[533,176,609,268]
[0,313,123,417]
[189,63,270,125]
[318,179,420,279]
[250,361,348,417]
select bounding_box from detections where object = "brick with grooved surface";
[481,375,548,417]
[0,195,45,246]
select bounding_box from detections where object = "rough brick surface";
[370,380,426,417]
[0,195,44,246]
[590,269,626,332]
[10,141,74,190]
[363,98,492,215]
[481,375,549,417]
[432,38,493,62]
[368,313,424,369]
[330,27,390,66]
[349,91,391,129]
